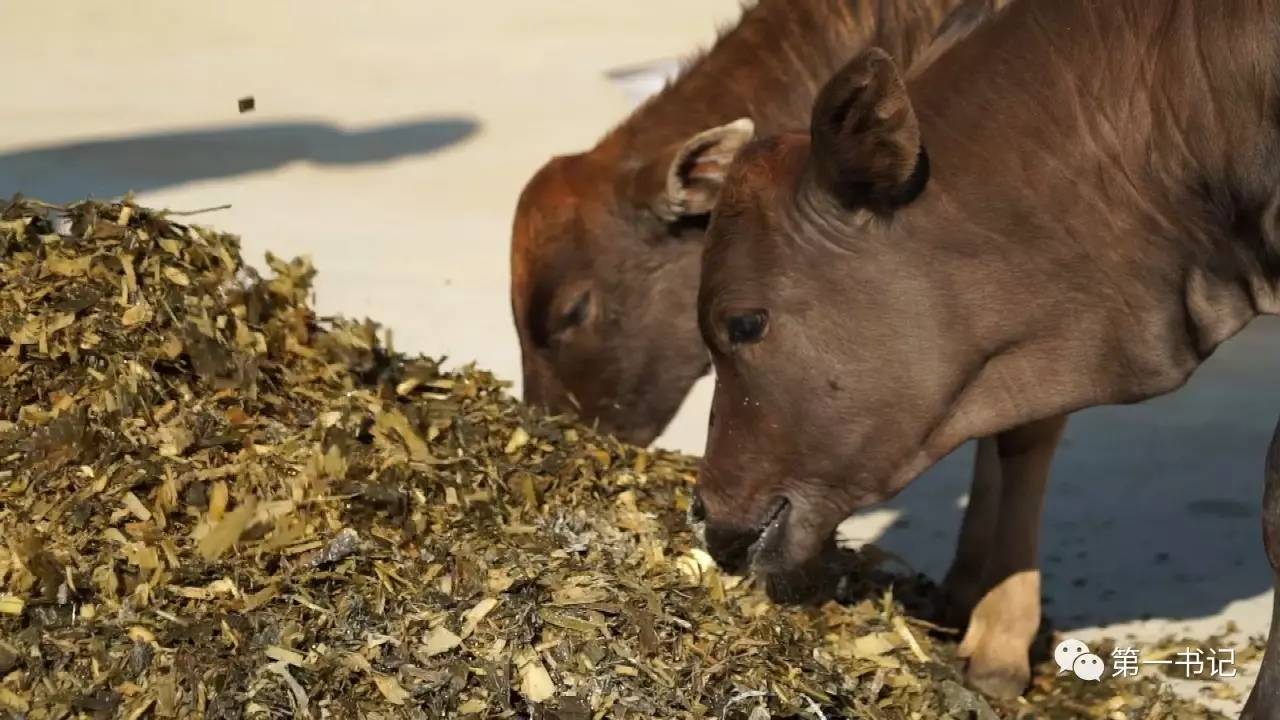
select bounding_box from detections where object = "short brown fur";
[697,0,1280,712]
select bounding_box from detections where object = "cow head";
[695,49,985,600]
[511,119,754,445]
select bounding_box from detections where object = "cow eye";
[726,310,768,346]
[558,290,591,331]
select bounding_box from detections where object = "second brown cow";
[695,0,1280,713]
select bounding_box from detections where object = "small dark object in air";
[238,96,255,113]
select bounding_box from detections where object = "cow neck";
[595,0,963,168]
[888,0,1280,488]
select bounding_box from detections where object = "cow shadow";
[0,116,478,203]
[844,316,1280,632]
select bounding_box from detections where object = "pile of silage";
[0,197,1228,719]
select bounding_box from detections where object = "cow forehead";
[710,136,806,248]
[512,153,617,318]
[719,134,809,213]
[703,136,815,304]
[515,158,576,245]
[513,159,581,281]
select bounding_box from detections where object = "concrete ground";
[3,1,1278,713]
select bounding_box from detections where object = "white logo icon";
[1054,638,1089,674]
[1074,653,1105,681]
[1055,638,1106,680]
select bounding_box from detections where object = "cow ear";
[810,48,928,212]
[654,118,755,222]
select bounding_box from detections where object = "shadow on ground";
[848,317,1280,631]
[0,116,478,203]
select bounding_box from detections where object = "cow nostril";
[703,524,758,574]
[689,493,707,524]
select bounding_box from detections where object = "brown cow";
[695,0,1280,712]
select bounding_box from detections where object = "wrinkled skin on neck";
[696,0,1280,593]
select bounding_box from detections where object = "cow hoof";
[966,661,1029,700]
[955,571,1038,701]
[959,621,1031,700]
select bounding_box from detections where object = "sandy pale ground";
[3,1,1278,712]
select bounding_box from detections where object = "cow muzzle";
[702,496,792,575]
[695,487,857,605]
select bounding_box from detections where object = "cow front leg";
[1242,416,1280,719]
[941,435,1003,627]
[958,414,1066,699]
